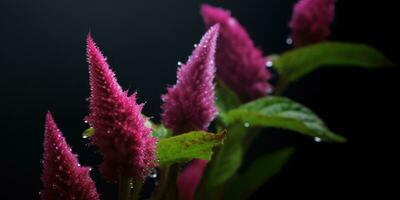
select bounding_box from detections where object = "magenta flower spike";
[177,159,208,200]
[41,112,99,200]
[289,0,336,47]
[86,34,157,182]
[200,4,272,101]
[161,25,219,134]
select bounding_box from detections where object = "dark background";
[1,0,398,199]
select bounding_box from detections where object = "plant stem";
[153,164,179,200]
[131,180,143,200]
[153,166,168,200]
[118,175,132,200]
[274,73,289,95]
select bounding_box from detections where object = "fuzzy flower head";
[289,0,336,47]
[200,4,272,102]
[41,112,99,200]
[161,25,219,134]
[86,34,157,182]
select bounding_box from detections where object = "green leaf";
[215,79,242,120]
[151,124,172,139]
[156,130,226,167]
[274,42,395,82]
[224,147,295,200]
[82,127,94,139]
[142,115,172,139]
[226,96,346,142]
[195,123,247,199]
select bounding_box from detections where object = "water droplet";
[266,60,273,67]
[314,137,322,142]
[194,44,198,47]
[266,87,273,94]
[149,168,158,178]
[286,37,293,45]
[244,122,250,128]
[177,61,183,66]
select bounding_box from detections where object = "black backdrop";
[1,0,398,199]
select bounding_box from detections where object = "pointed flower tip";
[200,4,272,101]
[86,34,101,58]
[192,24,219,59]
[86,33,94,48]
[87,31,92,40]
[45,110,52,123]
[207,23,220,35]
[161,26,219,134]
[42,112,99,200]
[200,4,230,25]
[202,23,220,44]
[289,0,336,47]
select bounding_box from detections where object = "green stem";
[118,175,132,200]
[131,180,143,200]
[153,165,179,200]
[153,166,168,200]
[274,73,289,95]
[163,164,180,200]
[243,128,262,152]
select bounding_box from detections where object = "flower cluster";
[37,1,350,200]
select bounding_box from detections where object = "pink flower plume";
[86,34,157,182]
[289,0,336,47]
[200,4,272,101]
[161,25,219,134]
[41,111,99,200]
